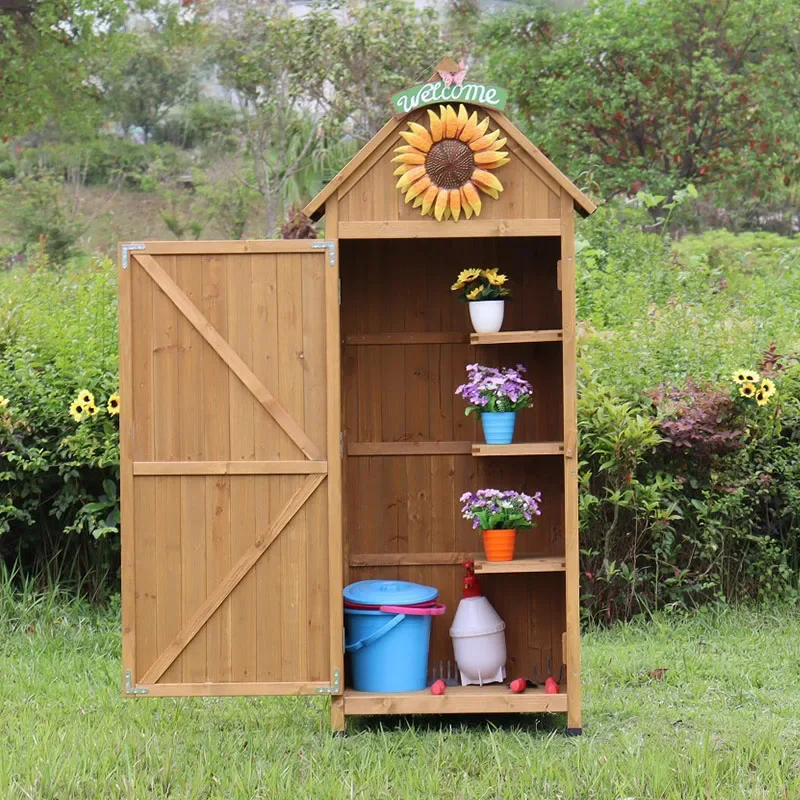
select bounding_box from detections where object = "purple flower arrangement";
[460,489,543,531]
[455,363,533,416]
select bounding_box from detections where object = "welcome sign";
[391,80,508,116]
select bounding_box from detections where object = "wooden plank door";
[118,240,342,697]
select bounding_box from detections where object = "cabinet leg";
[566,727,583,737]
[330,695,346,734]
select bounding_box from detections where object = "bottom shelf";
[342,684,567,715]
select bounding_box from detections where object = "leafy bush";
[0,174,86,262]
[0,255,119,596]
[153,99,241,150]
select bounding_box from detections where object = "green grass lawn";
[2,594,800,799]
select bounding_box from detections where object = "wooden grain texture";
[133,253,321,460]
[338,220,561,239]
[470,330,563,345]
[153,268,183,683]
[124,240,332,255]
[122,245,337,696]
[133,461,327,475]
[474,556,566,574]
[561,190,582,730]
[472,443,564,456]
[342,685,567,715]
[347,442,472,456]
[322,201,344,701]
[118,245,136,686]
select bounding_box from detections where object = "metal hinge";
[317,668,341,694]
[120,243,145,269]
[311,240,336,266]
[124,670,149,695]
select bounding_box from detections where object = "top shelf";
[471,330,563,345]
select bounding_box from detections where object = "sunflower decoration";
[108,394,120,416]
[451,267,510,302]
[392,104,510,221]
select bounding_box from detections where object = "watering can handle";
[344,613,406,653]
[378,602,446,616]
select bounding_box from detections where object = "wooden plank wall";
[337,105,563,224]
[341,237,566,682]
[127,252,330,686]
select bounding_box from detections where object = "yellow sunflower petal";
[488,137,508,151]
[405,175,431,203]
[449,188,461,222]
[393,164,411,176]
[396,165,426,191]
[421,184,439,216]
[467,116,490,143]
[477,184,500,200]
[461,187,474,219]
[427,108,443,143]
[469,129,502,152]
[391,152,426,165]
[444,105,459,138]
[407,122,433,146]
[393,145,416,154]
[399,131,431,153]
[434,188,449,221]
[444,207,452,221]
[458,111,479,142]
[471,169,504,193]
[473,150,509,166]
[456,104,469,136]
[491,157,511,168]
[461,181,482,216]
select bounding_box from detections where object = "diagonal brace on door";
[133,253,322,461]
[138,473,326,686]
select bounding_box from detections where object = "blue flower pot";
[481,411,517,444]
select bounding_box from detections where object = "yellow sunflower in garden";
[761,378,776,398]
[755,389,769,406]
[733,370,760,385]
[739,382,756,399]
[78,389,94,406]
[107,394,120,416]
[70,400,85,422]
[392,104,510,221]
[0,395,8,409]
[86,403,98,417]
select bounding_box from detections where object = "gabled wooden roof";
[303,105,596,221]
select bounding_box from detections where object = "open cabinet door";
[118,241,342,697]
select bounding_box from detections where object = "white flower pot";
[468,300,505,334]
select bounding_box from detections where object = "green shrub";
[153,98,241,150]
[0,255,119,595]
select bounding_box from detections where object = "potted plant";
[455,363,533,444]
[460,489,542,562]
[451,268,510,333]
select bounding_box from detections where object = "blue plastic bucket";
[344,580,446,693]
[481,411,517,444]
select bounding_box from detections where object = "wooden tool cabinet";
[119,101,595,733]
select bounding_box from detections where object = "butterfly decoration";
[439,60,467,87]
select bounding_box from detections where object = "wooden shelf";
[471,329,563,345]
[474,556,566,574]
[472,442,564,456]
[342,684,567,715]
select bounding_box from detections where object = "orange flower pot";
[482,529,516,562]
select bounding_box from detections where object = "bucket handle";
[379,602,446,616]
[344,613,405,653]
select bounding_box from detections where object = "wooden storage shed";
[119,87,595,733]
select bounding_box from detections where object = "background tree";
[482,0,800,205]
[295,0,442,143]
[0,0,127,139]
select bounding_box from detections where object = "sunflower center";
[425,139,475,190]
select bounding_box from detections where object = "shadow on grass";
[345,711,568,736]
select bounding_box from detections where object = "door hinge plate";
[317,668,341,694]
[120,243,145,269]
[311,240,336,266]
[124,670,149,695]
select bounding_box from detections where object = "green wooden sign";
[391,81,508,115]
